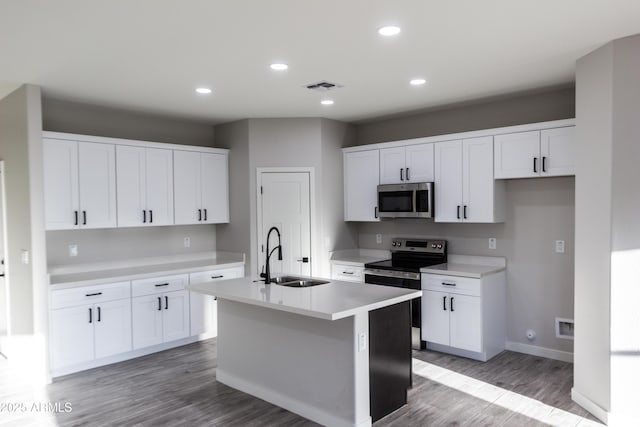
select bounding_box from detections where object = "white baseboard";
[505,341,573,363]
[217,369,372,427]
[571,387,608,424]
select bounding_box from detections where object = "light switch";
[21,250,29,264]
[555,240,565,253]
[376,234,382,244]
[358,332,367,352]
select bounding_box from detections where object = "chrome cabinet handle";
[533,157,538,173]
[443,296,447,311]
[450,297,455,312]
[457,205,460,219]
[542,156,547,172]
[400,168,404,181]
[406,168,410,181]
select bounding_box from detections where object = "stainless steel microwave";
[377,182,433,218]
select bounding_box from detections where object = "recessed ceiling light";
[378,26,401,36]
[321,100,334,105]
[270,63,288,71]
[195,87,212,94]
[409,78,427,86]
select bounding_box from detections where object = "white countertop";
[329,248,390,266]
[420,255,507,278]
[189,277,421,321]
[49,252,245,288]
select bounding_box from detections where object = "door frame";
[256,167,317,277]
[0,161,9,358]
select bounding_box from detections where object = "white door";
[434,140,463,222]
[200,153,229,223]
[132,295,164,349]
[43,139,80,229]
[50,305,95,370]
[541,127,575,177]
[174,151,202,225]
[379,147,406,184]
[421,290,450,346]
[78,142,117,228]
[449,294,482,352]
[145,148,174,225]
[462,136,494,222]
[343,150,380,221]
[259,172,311,277]
[162,290,190,342]
[94,299,132,359]
[116,145,146,227]
[0,162,8,356]
[405,143,434,182]
[494,130,541,179]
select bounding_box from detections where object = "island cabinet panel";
[368,301,412,423]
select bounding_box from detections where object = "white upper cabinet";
[44,139,117,230]
[116,146,174,227]
[344,149,380,221]
[174,150,229,224]
[494,126,575,179]
[379,143,434,184]
[435,136,505,223]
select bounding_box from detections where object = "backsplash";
[46,224,216,266]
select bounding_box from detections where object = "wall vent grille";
[305,81,343,91]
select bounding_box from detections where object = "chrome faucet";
[260,226,282,284]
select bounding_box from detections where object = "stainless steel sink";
[270,276,329,287]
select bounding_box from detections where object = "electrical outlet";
[21,250,29,264]
[555,240,565,253]
[488,238,497,250]
[376,234,382,244]
[184,237,191,248]
[69,244,78,257]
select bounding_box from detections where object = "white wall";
[574,33,640,424]
[0,84,48,380]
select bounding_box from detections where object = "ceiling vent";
[305,80,343,91]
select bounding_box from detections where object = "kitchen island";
[189,277,421,427]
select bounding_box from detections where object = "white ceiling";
[2,1,640,125]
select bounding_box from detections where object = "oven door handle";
[364,269,421,281]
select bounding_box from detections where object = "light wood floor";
[0,339,603,426]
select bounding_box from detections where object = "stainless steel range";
[364,238,447,349]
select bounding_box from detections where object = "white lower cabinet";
[50,281,132,371]
[330,263,364,283]
[421,272,505,361]
[189,266,244,337]
[131,274,190,350]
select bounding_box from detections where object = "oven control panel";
[391,238,446,253]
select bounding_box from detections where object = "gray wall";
[42,97,216,146]
[353,87,576,354]
[214,118,357,278]
[574,34,640,422]
[0,85,49,380]
[41,98,219,266]
[355,87,575,145]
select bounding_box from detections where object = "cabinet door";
[200,153,229,223]
[421,290,450,346]
[541,127,575,177]
[163,290,190,342]
[94,299,132,359]
[50,305,94,370]
[43,139,79,230]
[449,294,482,352]
[405,143,434,183]
[189,292,217,337]
[145,148,174,225]
[434,140,463,222]
[379,147,406,184]
[132,295,164,349]
[462,136,495,222]
[78,142,117,228]
[494,131,540,179]
[116,145,146,227]
[174,150,202,225]
[344,150,380,221]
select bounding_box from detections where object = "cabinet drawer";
[132,274,188,297]
[51,281,131,309]
[190,267,244,285]
[421,274,481,297]
[331,264,364,283]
